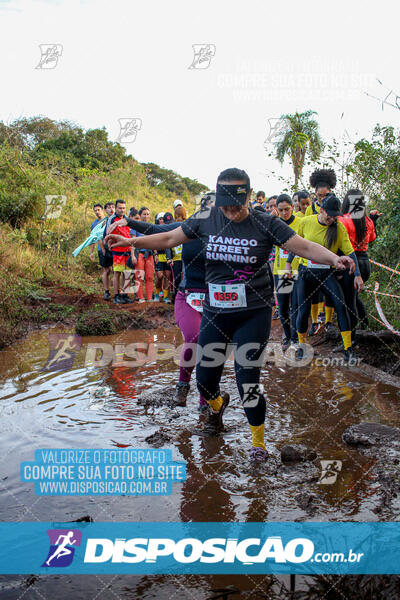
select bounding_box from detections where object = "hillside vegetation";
[0,117,205,347]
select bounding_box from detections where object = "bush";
[75,309,117,336]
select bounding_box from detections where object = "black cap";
[215,183,249,207]
[321,193,341,217]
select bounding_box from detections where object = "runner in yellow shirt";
[273,194,301,350]
[286,194,364,363]
[305,169,338,329]
[294,190,312,218]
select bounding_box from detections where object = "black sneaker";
[332,343,344,353]
[282,337,290,351]
[103,290,111,301]
[308,322,320,336]
[324,321,336,334]
[344,348,358,365]
[203,393,230,435]
[113,294,125,304]
[318,312,326,324]
[170,382,190,408]
[295,346,304,361]
[121,294,134,304]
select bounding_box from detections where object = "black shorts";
[98,249,113,268]
[155,262,170,272]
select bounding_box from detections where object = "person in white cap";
[173,199,183,210]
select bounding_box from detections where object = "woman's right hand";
[105,234,132,249]
[284,262,293,278]
[107,218,128,234]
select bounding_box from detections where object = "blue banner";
[1,522,400,574]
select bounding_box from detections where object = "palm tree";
[274,110,324,190]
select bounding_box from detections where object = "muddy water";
[0,324,400,598]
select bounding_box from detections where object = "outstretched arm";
[283,234,355,273]
[127,220,180,234]
[108,218,181,235]
[105,226,190,250]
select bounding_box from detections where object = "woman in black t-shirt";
[106,168,355,462]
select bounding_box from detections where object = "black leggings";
[196,306,272,427]
[336,270,358,339]
[355,251,371,326]
[296,266,351,333]
[273,275,298,342]
[172,260,183,295]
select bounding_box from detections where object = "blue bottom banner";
[1,522,400,574]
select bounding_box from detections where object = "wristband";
[348,251,361,277]
[286,252,295,263]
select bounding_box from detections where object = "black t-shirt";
[181,206,296,312]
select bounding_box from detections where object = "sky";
[0,0,399,194]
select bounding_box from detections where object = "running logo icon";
[348,194,368,219]
[116,118,142,143]
[264,118,287,147]
[43,334,82,372]
[42,195,67,220]
[318,460,342,485]
[35,44,63,69]
[242,383,264,408]
[276,273,296,294]
[42,529,82,567]
[188,44,216,70]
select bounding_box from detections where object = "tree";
[34,127,128,171]
[274,110,324,190]
[141,162,207,197]
[0,116,78,151]
[349,125,400,264]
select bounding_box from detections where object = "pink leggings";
[174,290,206,406]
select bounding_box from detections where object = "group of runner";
[101,166,380,462]
[90,199,186,304]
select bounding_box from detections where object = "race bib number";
[186,292,205,313]
[208,283,247,309]
[307,259,330,269]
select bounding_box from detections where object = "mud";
[280,444,318,463]
[1,318,400,597]
[343,422,400,517]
